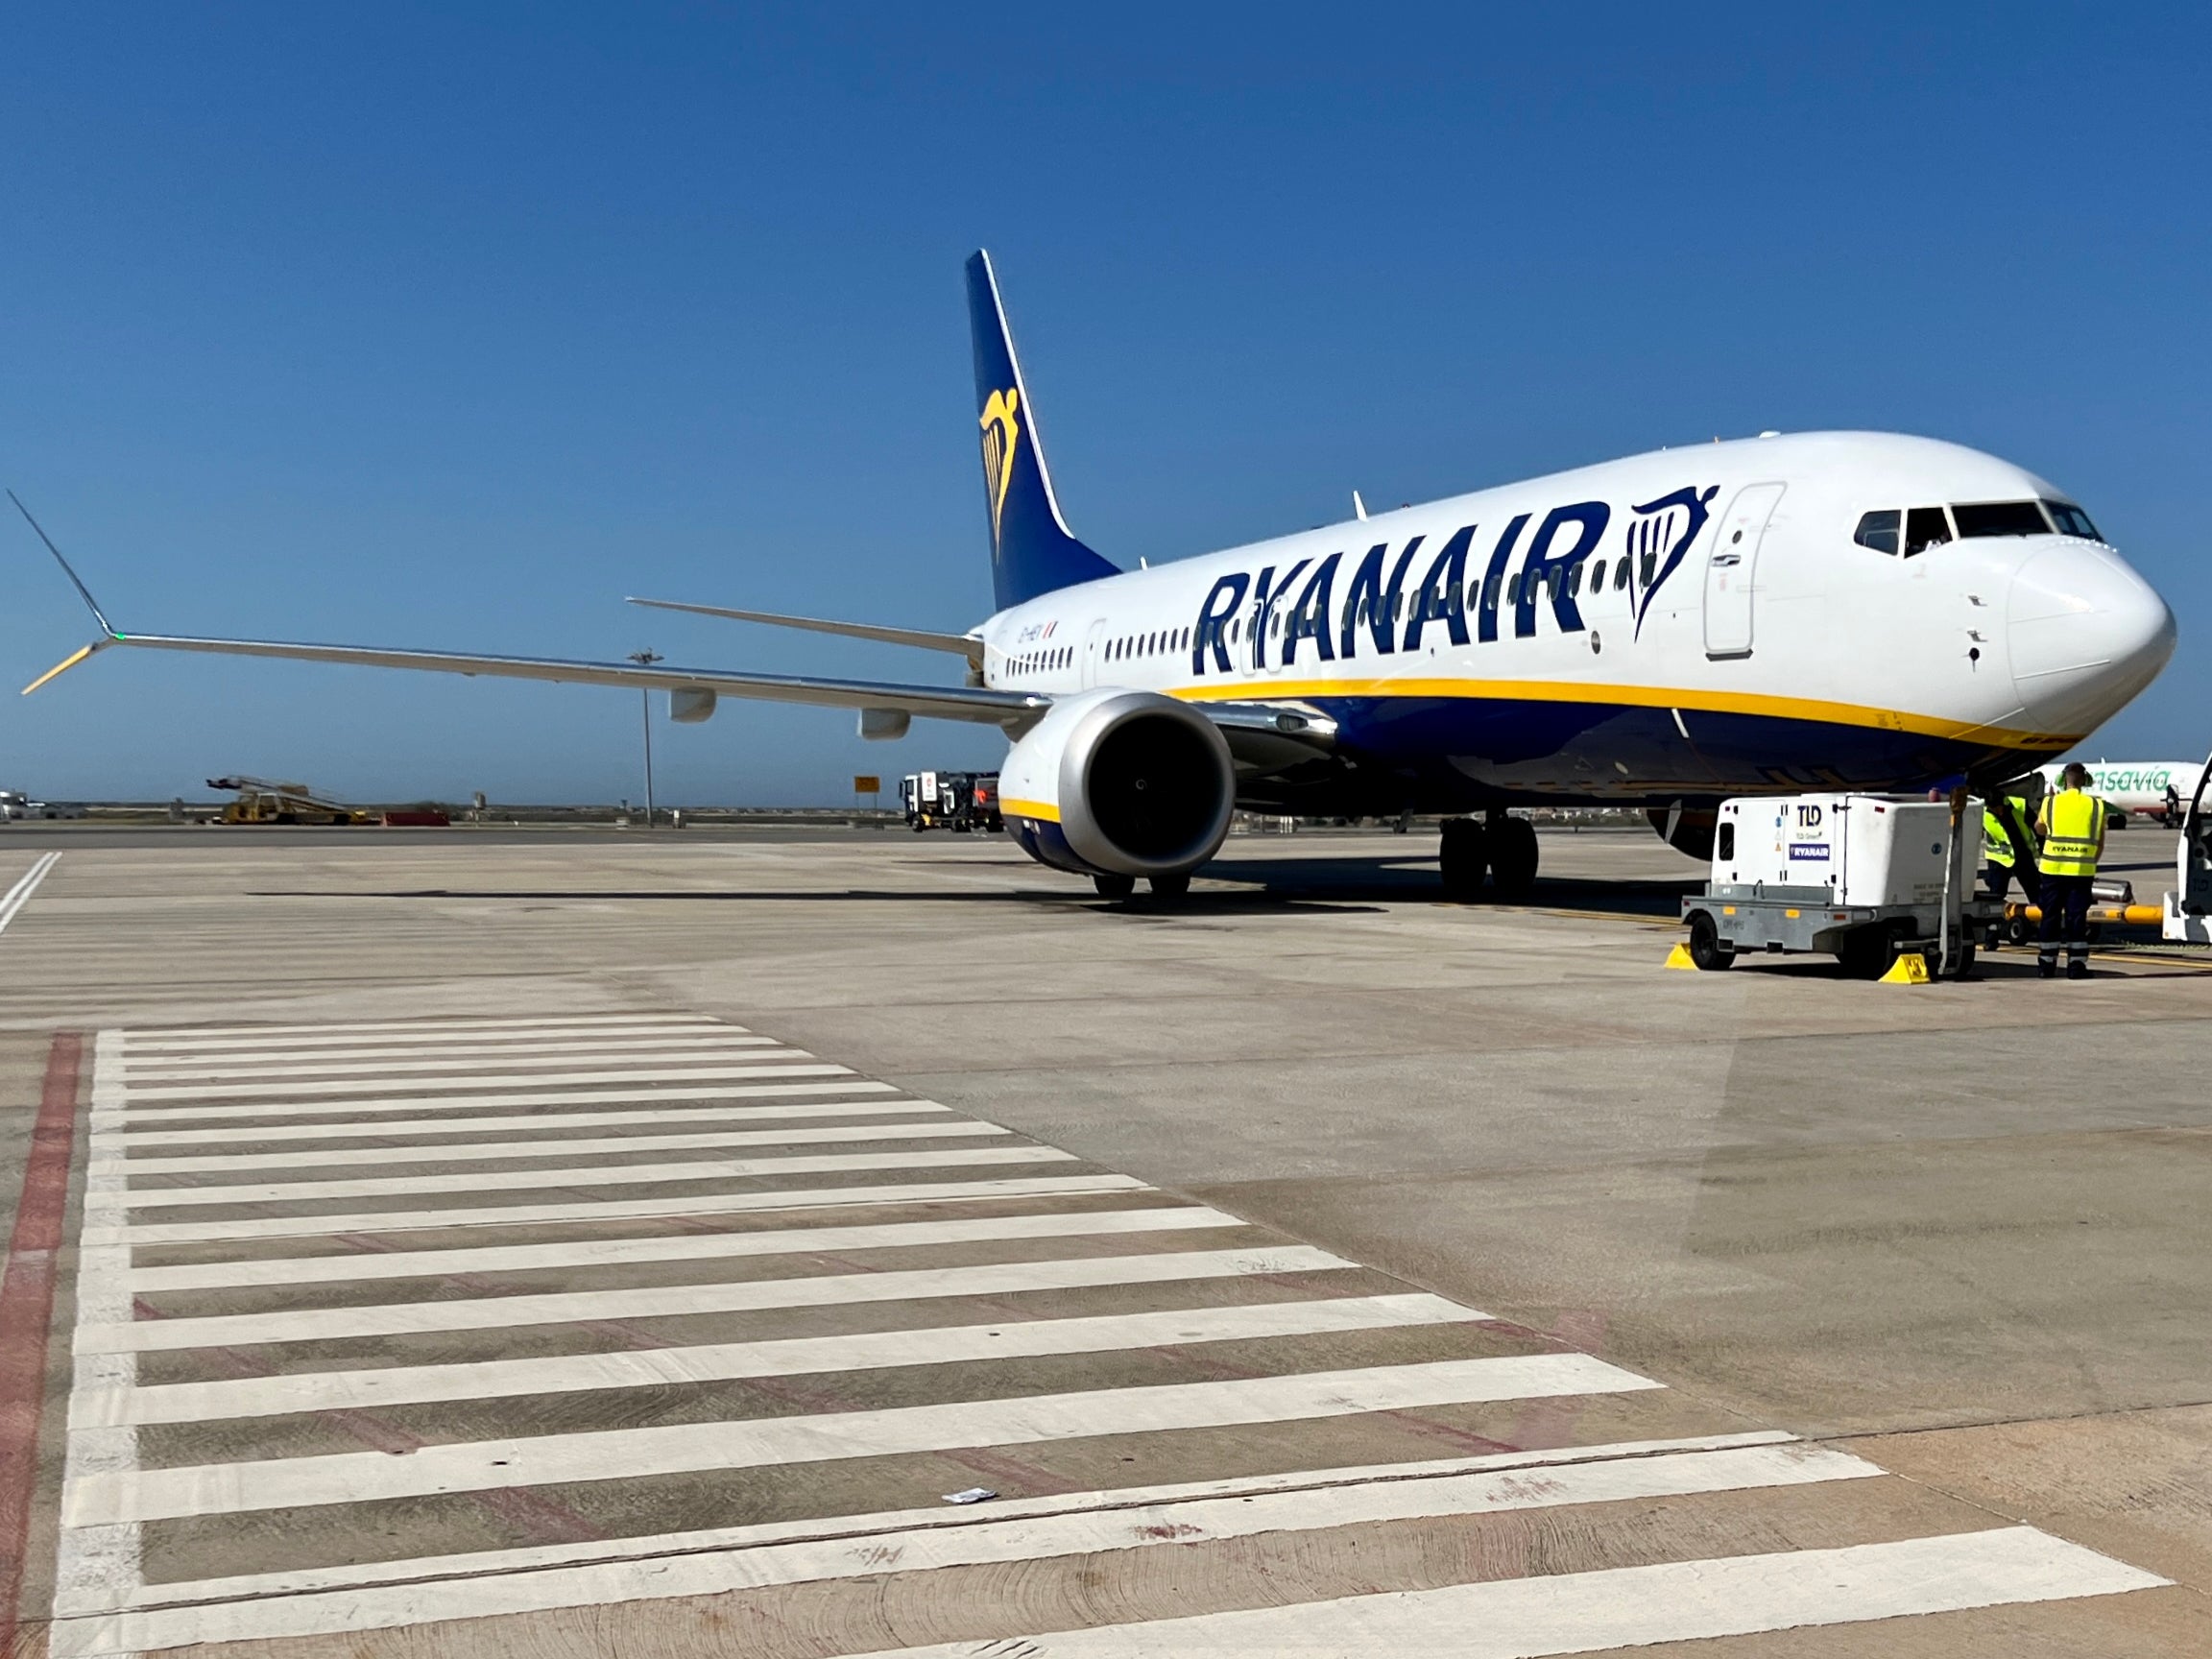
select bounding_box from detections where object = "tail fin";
[966,251,1118,610]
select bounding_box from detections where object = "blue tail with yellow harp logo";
[966,251,1118,611]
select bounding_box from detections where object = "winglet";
[9,491,122,638]
[22,638,110,696]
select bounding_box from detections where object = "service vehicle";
[969,773,1004,832]
[1,790,86,821]
[901,771,946,830]
[207,776,373,826]
[1681,792,1989,977]
[901,771,1001,833]
[2163,747,2212,945]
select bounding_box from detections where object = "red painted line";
[1509,1309,1612,1454]
[0,1031,84,1650]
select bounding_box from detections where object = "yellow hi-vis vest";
[1983,797,2030,868]
[2036,789,2104,878]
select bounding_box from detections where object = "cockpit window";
[2044,500,2102,541]
[1952,500,2053,539]
[1903,506,1953,558]
[1853,509,1900,555]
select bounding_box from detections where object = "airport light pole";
[628,650,662,828]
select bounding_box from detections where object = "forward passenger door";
[1704,482,1786,659]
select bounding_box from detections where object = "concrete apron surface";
[0,826,2205,1656]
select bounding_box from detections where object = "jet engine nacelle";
[998,688,1235,878]
[1647,801,1719,861]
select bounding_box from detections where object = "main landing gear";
[1440,810,1539,902]
[1092,872,1190,903]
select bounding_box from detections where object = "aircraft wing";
[25,628,1327,763]
[625,597,983,663]
[8,491,1041,726]
[9,494,1323,748]
[22,630,1046,727]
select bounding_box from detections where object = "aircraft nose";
[2007,541,2176,734]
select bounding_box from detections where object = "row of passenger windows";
[1109,629,1188,661]
[1852,498,2100,558]
[1027,548,1670,676]
[1005,646,1072,677]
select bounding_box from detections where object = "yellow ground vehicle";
[208,777,372,826]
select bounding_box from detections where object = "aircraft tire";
[1092,873,1137,902]
[1148,873,1190,902]
[1489,816,1539,902]
[1439,818,1489,901]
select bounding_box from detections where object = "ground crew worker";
[1982,791,2037,903]
[2034,762,2106,979]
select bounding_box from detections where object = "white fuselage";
[972,432,2174,810]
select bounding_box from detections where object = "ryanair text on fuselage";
[1187,485,1718,675]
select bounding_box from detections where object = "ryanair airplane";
[15,252,2177,902]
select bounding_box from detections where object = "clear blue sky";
[5,4,2206,805]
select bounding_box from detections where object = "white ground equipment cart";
[2163,747,2212,945]
[1681,792,1991,977]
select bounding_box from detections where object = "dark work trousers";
[1984,863,2017,904]
[2036,872,2094,974]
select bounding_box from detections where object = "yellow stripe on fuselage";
[1000,797,1060,823]
[1166,676,2077,751]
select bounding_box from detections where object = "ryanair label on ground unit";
[1188,485,1719,675]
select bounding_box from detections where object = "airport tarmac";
[1,824,2208,1655]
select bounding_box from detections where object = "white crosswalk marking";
[48,1013,2170,1659]
[100,1296,1499,1440]
[120,1207,1272,1291]
[119,1016,725,1046]
[75,1354,1659,1525]
[88,1172,1157,1244]
[85,1244,1358,1353]
[96,1075,897,1124]
[95,1060,853,1104]
[95,1289,1462,1426]
[45,1441,1889,1654]
[116,1142,1076,1207]
[102,1117,1010,1171]
[110,1094,935,1145]
[113,1034,786,1070]
[827,1529,2168,1659]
